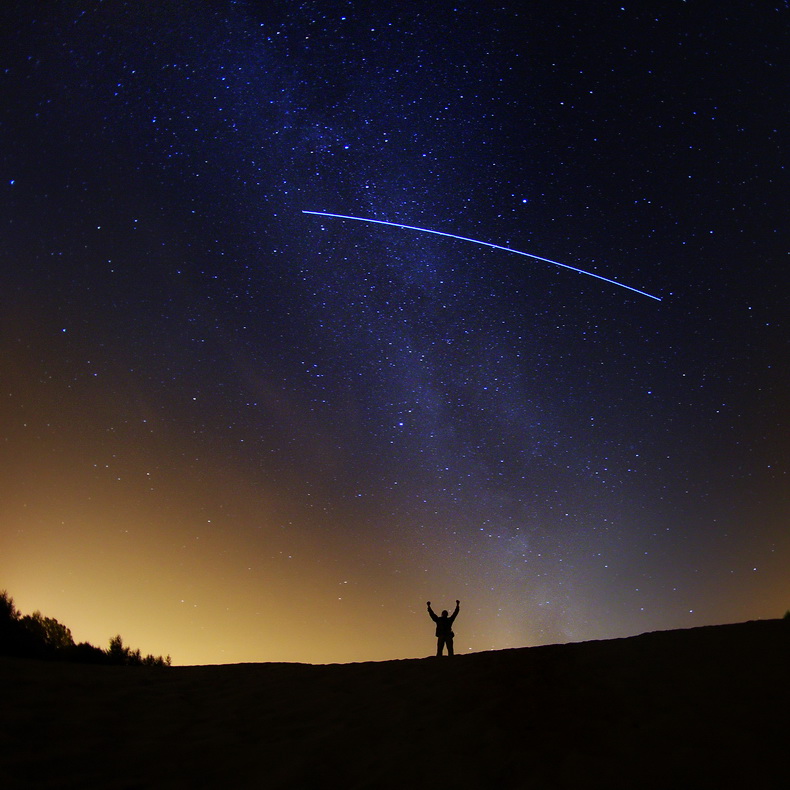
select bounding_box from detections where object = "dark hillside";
[2,619,787,788]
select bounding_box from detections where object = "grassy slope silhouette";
[2,618,786,789]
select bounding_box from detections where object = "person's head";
[441,610,448,618]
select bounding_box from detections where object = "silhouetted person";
[427,600,460,657]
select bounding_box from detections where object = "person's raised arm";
[449,599,460,622]
[427,601,438,622]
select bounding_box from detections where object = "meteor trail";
[302,210,662,302]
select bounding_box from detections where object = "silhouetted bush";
[67,641,111,664]
[106,633,170,666]
[0,589,170,666]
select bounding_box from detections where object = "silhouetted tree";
[0,589,171,666]
[106,634,169,666]
[0,589,19,621]
[143,653,171,666]
[20,611,74,653]
[108,634,131,665]
[0,589,36,656]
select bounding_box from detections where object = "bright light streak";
[302,210,662,302]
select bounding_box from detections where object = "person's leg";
[436,637,444,657]
[446,637,454,657]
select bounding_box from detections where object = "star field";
[1,1,787,663]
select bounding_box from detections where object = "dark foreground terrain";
[2,619,787,788]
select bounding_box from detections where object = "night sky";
[2,1,787,665]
